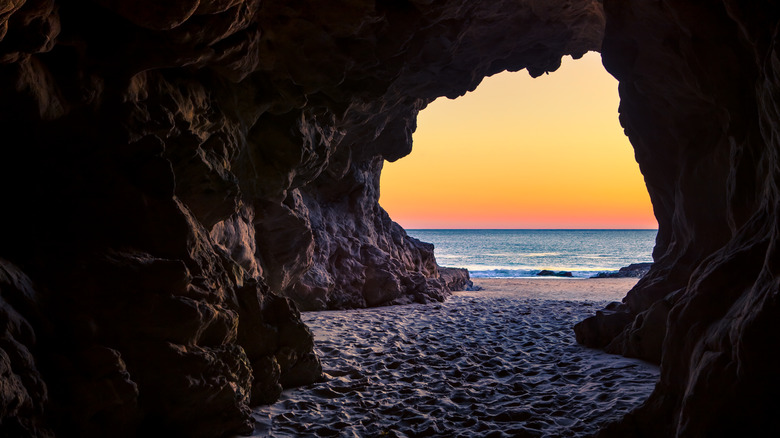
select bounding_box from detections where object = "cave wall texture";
[0,0,604,436]
[1,0,778,437]
[579,0,780,436]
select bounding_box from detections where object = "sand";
[471,277,642,301]
[251,278,658,437]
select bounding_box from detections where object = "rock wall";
[5,0,776,436]
[0,0,604,436]
[577,0,780,436]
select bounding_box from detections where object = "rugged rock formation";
[437,266,475,292]
[590,262,652,278]
[0,0,604,436]
[537,270,574,277]
[580,1,780,436]
[0,260,50,438]
[3,0,777,436]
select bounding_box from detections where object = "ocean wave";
[469,269,617,278]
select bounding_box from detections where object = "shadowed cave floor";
[251,289,658,437]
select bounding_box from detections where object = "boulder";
[537,270,574,277]
[437,267,476,291]
[592,263,652,278]
[574,302,634,349]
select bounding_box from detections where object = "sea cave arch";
[379,51,655,232]
[0,1,779,437]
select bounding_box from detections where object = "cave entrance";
[372,52,660,433]
[380,52,655,231]
[380,51,657,279]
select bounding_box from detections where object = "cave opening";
[3,0,778,436]
[380,52,657,276]
[380,52,656,231]
[271,51,663,435]
[255,44,662,438]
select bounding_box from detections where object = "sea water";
[406,229,656,278]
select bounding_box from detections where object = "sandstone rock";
[289,171,456,309]
[437,266,475,291]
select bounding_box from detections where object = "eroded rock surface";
[579,1,780,436]
[5,0,775,436]
[0,0,603,436]
[437,266,475,292]
[0,260,50,438]
[590,262,652,278]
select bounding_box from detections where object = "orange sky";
[379,52,657,229]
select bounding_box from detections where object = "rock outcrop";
[437,267,476,292]
[0,0,604,436]
[590,262,652,278]
[3,0,777,436]
[537,270,574,277]
[579,1,780,436]
[0,260,50,438]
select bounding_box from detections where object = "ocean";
[406,229,657,278]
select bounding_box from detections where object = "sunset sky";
[379,52,657,229]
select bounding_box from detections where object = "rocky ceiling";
[1,0,778,436]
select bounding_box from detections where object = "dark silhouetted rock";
[584,1,780,436]
[3,0,778,436]
[574,302,634,348]
[537,270,574,277]
[0,0,603,436]
[591,262,653,278]
[0,260,52,438]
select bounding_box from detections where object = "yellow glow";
[379,52,656,229]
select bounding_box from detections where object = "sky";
[379,52,657,230]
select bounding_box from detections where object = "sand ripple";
[252,290,658,437]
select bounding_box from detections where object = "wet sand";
[252,278,658,437]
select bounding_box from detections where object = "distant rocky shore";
[530,263,653,279]
[591,263,653,279]
[537,270,574,277]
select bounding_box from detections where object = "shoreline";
[467,277,639,302]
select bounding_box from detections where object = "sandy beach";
[471,277,641,301]
[252,278,658,437]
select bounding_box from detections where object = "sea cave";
[1,0,779,436]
